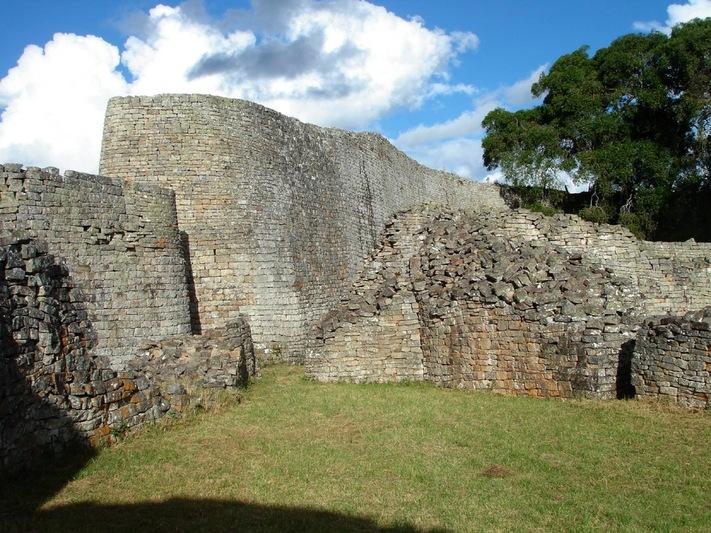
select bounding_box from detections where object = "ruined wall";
[308,208,640,398]
[0,164,192,368]
[496,211,711,315]
[0,235,255,473]
[307,208,711,400]
[632,308,711,408]
[99,94,506,360]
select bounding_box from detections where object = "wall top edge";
[0,163,176,199]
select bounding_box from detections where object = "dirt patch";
[481,464,515,478]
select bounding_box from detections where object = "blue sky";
[0,0,708,179]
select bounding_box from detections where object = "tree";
[482,18,711,240]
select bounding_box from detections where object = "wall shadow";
[4,497,448,533]
[1,242,98,514]
[179,230,202,334]
[616,339,636,399]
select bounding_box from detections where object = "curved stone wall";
[0,164,192,368]
[99,94,506,360]
[632,308,711,408]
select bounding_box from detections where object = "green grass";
[5,365,711,532]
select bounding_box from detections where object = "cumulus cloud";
[634,0,711,33]
[0,34,128,171]
[393,65,547,180]
[0,1,478,172]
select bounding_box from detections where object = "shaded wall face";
[99,95,506,360]
[0,238,177,471]
[0,236,256,473]
[633,309,711,408]
[0,165,192,368]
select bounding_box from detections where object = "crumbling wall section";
[312,211,429,382]
[0,164,192,368]
[632,308,711,408]
[0,236,255,473]
[496,211,711,315]
[308,209,641,397]
[99,95,507,360]
[307,207,711,400]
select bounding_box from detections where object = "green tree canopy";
[482,19,711,239]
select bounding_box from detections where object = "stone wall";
[307,207,711,400]
[99,94,506,360]
[632,308,711,408]
[495,211,711,315]
[0,236,256,473]
[0,164,192,368]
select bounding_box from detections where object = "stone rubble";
[307,207,711,402]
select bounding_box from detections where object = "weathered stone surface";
[99,95,507,361]
[0,165,192,368]
[306,207,711,401]
[0,236,256,473]
[632,307,711,408]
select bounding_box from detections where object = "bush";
[579,206,610,224]
[618,212,650,239]
[527,201,560,216]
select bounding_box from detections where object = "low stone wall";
[632,308,711,408]
[0,237,255,473]
[308,208,641,398]
[496,211,711,315]
[130,320,259,411]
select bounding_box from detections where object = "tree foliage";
[482,19,711,240]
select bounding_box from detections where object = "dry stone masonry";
[2,93,711,472]
[0,235,256,472]
[100,95,506,360]
[632,308,711,408]
[306,207,711,401]
[0,164,192,368]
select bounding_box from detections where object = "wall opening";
[179,231,202,334]
[616,339,636,399]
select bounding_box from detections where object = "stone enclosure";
[2,94,710,472]
[99,95,506,359]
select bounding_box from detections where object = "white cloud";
[502,65,546,105]
[406,138,487,180]
[0,1,479,173]
[634,0,711,34]
[393,65,547,181]
[0,34,128,171]
[393,98,498,148]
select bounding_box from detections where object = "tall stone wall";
[0,164,192,368]
[99,94,506,360]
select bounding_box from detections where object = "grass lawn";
[4,365,711,532]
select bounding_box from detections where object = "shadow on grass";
[3,494,448,532]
